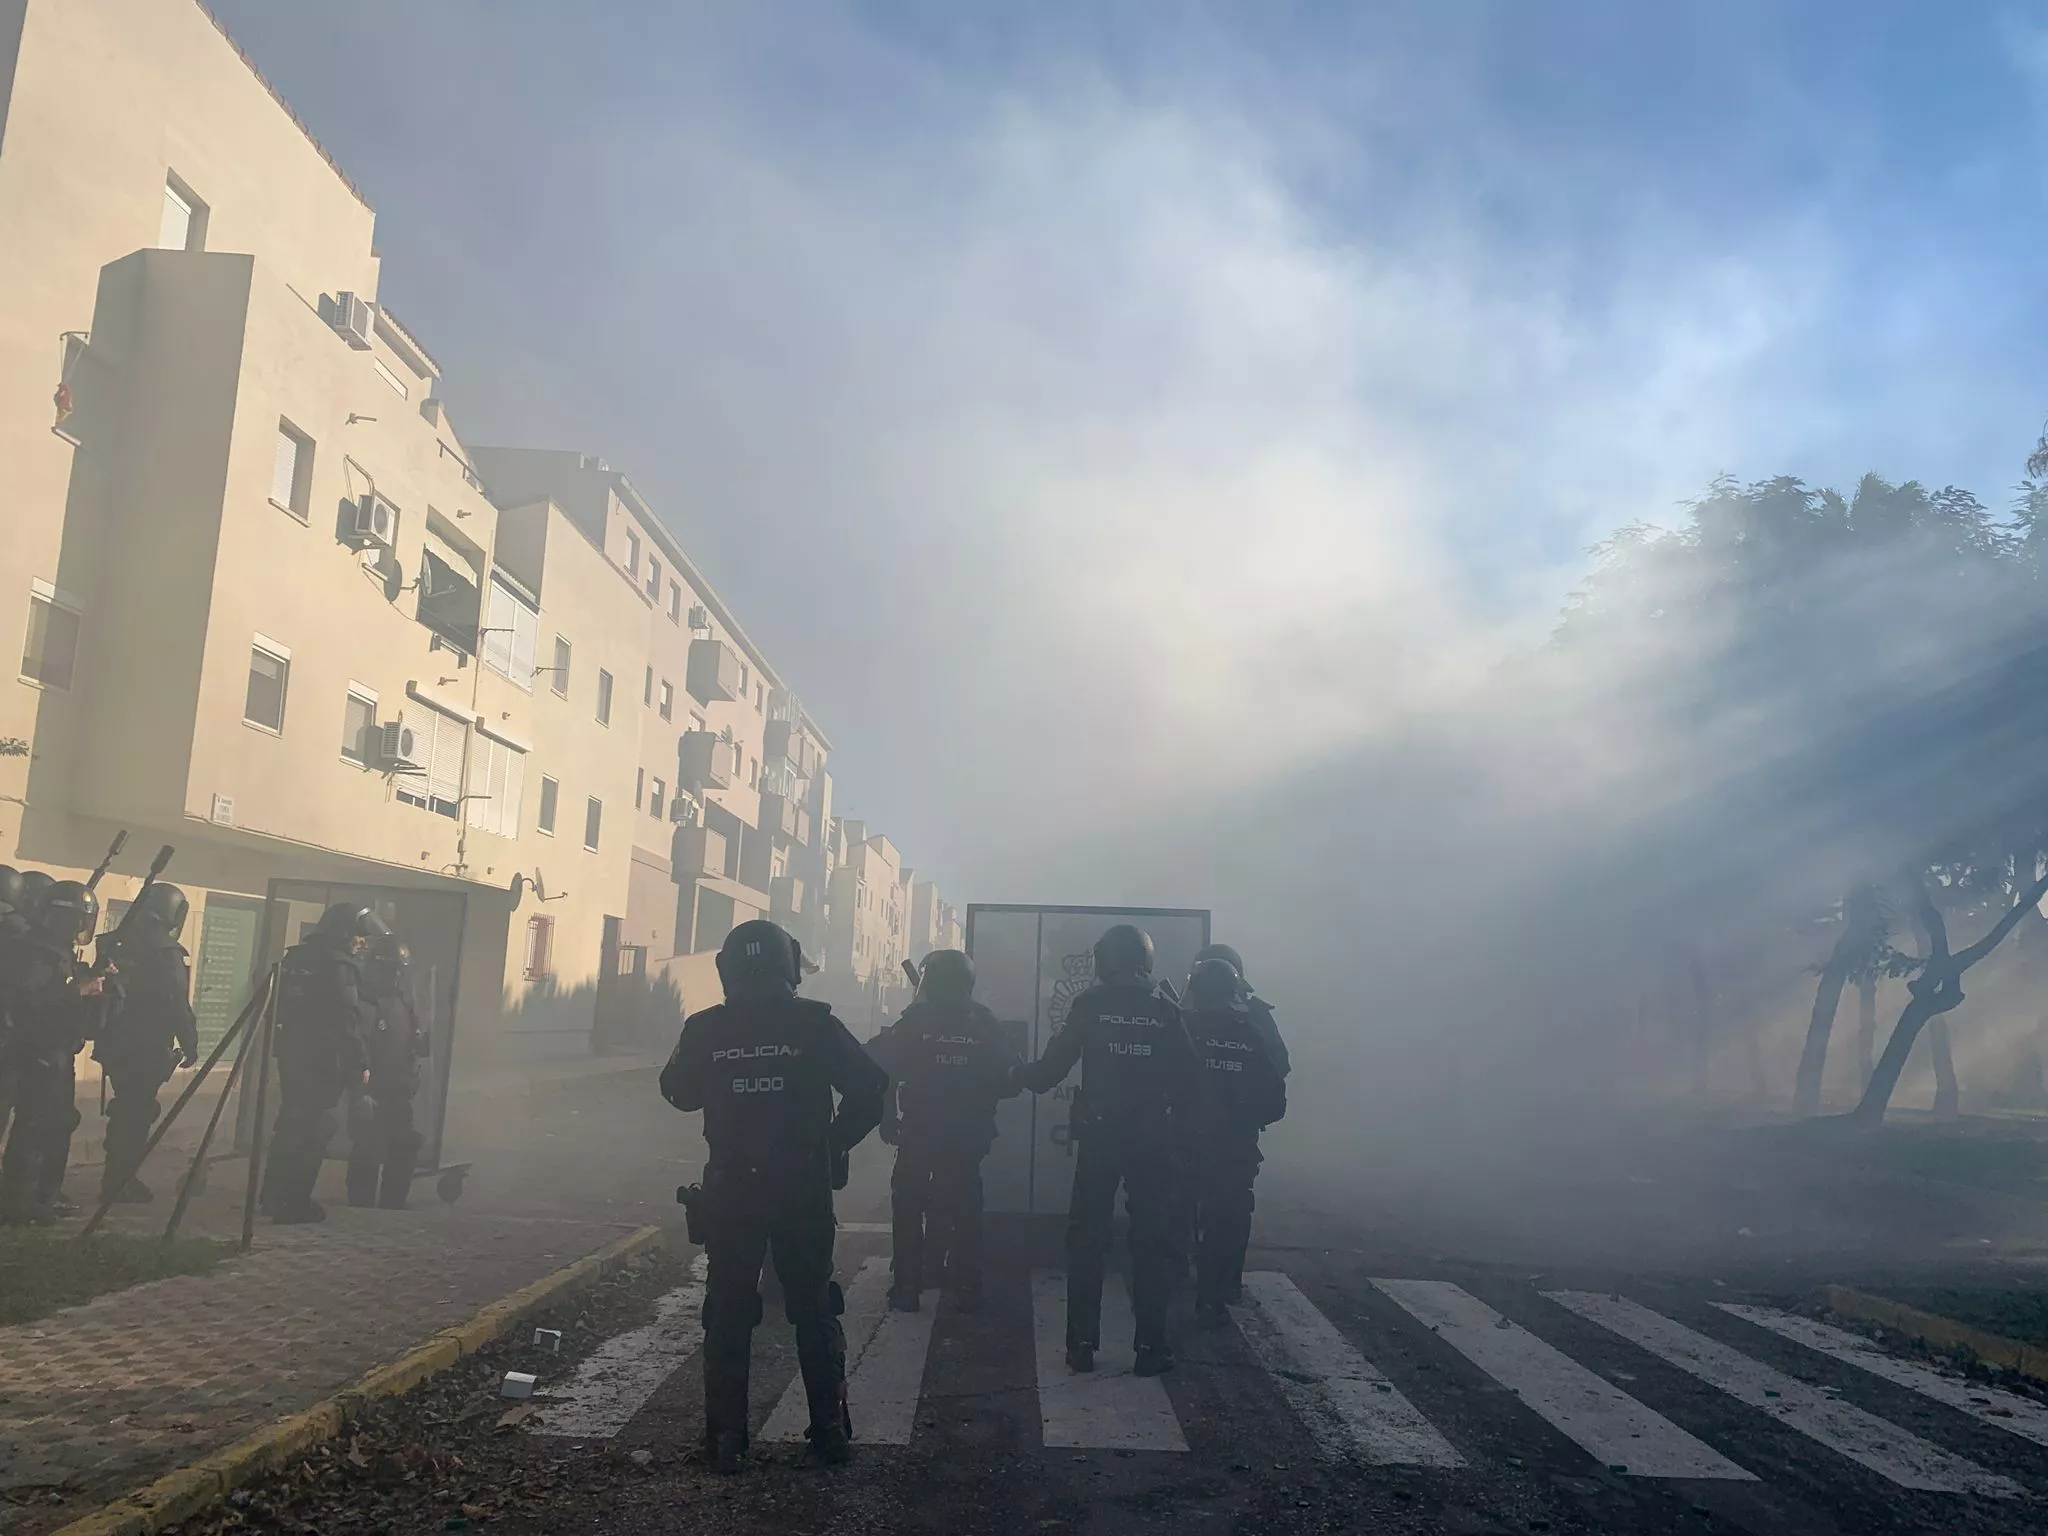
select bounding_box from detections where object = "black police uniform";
[867,996,1021,1305]
[1181,1002,1286,1315]
[660,966,886,1462]
[1020,977,1197,1365]
[261,930,371,1221]
[93,924,198,1202]
[0,922,98,1224]
[347,946,428,1209]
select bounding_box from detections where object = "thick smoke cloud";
[208,3,2048,1192]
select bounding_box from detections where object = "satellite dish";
[510,869,551,906]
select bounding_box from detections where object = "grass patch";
[0,1229,234,1325]
[1880,1288,2048,1352]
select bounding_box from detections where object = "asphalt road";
[390,1063,2048,1534]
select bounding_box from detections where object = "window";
[394,701,467,817]
[466,732,527,838]
[748,757,758,788]
[658,680,673,721]
[731,741,744,777]
[584,796,603,852]
[523,915,555,981]
[271,420,313,517]
[643,665,654,707]
[668,581,682,623]
[647,557,663,601]
[20,583,81,690]
[625,530,641,575]
[650,778,666,821]
[482,576,539,689]
[159,175,207,252]
[756,682,766,712]
[340,687,377,765]
[740,662,750,696]
[550,635,571,697]
[537,775,559,835]
[595,668,613,725]
[243,638,290,733]
[636,767,645,810]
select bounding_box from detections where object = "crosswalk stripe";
[1373,1278,1755,1480]
[531,1253,708,1439]
[1714,1304,2048,1451]
[762,1257,938,1444]
[1548,1291,2021,1496]
[1032,1269,1188,1451]
[1233,1272,1464,1467]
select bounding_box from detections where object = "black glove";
[178,1044,200,1069]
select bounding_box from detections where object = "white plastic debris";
[532,1328,563,1353]
[500,1371,539,1399]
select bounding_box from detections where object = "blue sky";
[210,1,2048,891]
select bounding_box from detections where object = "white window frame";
[340,683,378,766]
[550,635,571,698]
[482,575,539,690]
[159,173,207,252]
[271,419,313,519]
[537,774,559,836]
[243,634,292,735]
[19,579,83,692]
[596,668,614,726]
[584,795,603,852]
[658,680,673,722]
[650,777,666,821]
[624,529,641,576]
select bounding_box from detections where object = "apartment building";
[0,0,947,1109]
[468,448,838,1006]
[907,877,963,960]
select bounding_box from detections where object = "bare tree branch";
[1953,867,2048,971]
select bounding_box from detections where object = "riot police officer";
[1019,923,1197,1377]
[0,880,104,1225]
[347,933,429,1209]
[660,920,887,1474]
[93,883,199,1203]
[1179,957,1286,1327]
[261,902,382,1224]
[1192,943,1290,1078]
[867,949,1021,1313]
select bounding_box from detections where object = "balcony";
[678,730,732,792]
[763,719,820,776]
[759,791,800,842]
[672,823,728,880]
[687,637,742,705]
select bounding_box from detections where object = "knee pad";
[704,1285,763,1332]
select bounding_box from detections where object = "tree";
[1853,856,2048,1123]
[1792,884,1891,1113]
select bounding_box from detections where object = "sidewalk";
[2,1051,686,1536]
[0,1197,652,1535]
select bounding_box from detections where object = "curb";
[50,1224,667,1536]
[1820,1284,2048,1385]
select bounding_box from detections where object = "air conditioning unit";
[377,720,418,767]
[687,605,710,632]
[346,491,397,551]
[330,291,375,350]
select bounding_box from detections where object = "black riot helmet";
[716,919,802,994]
[315,901,390,944]
[365,931,411,993]
[129,882,190,942]
[917,949,975,1006]
[1193,943,1245,982]
[37,880,99,947]
[19,869,55,909]
[1092,923,1155,984]
[1186,957,1243,1010]
[0,864,22,912]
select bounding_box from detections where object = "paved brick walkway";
[0,1203,644,1535]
